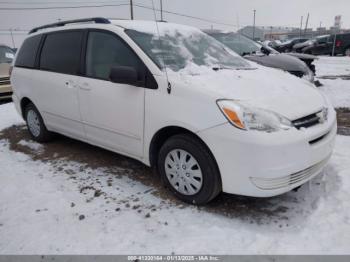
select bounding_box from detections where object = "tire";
[24,103,54,143]
[158,134,222,205]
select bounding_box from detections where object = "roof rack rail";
[28,17,111,34]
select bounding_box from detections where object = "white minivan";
[11,18,337,204]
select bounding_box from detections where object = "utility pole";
[130,0,134,20]
[9,29,15,48]
[252,9,256,40]
[332,30,337,57]
[270,26,273,40]
[160,0,163,21]
[304,13,309,35]
[299,16,303,38]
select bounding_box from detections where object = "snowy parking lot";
[0,56,350,255]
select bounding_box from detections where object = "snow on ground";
[315,56,350,108]
[0,104,349,254]
[319,79,350,108]
[17,140,44,152]
[0,57,350,255]
[314,56,350,77]
[0,102,23,130]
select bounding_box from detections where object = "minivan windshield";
[0,46,15,64]
[125,24,250,72]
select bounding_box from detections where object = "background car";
[274,38,309,53]
[302,33,350,56]
[293,38,317,53]
[0,44,14,101]
[263,39,282,49]
[205,30,315,82]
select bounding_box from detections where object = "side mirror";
[109,66,143,87]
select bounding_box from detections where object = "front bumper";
[0,83,12,100]
[198,108,337,197]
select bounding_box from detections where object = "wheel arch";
[148,126,220,172]
[20,97,34,118]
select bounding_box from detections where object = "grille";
[0,76,10,86]
[292,112,321,129]
[250,156,330,190]
[0,92,12,98]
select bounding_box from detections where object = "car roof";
[28,18,199,36]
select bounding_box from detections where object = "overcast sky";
[0,0,349,47]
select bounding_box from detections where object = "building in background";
[238,26,297,41]
[239,14,348,41]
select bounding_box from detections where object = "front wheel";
[25,103,54,142]
[158,134,222,205]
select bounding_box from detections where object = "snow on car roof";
[110,19,202,35]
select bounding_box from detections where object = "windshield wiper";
[242,51,258,57]
[212,66,233,71]
[235,67,257,70]
[212,66,257,71]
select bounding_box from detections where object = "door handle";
[79,83,91,91]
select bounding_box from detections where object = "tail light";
[336,40,342,47]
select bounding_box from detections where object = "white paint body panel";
[78,78,145,158]
[11,20,336,197]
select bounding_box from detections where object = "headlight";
[217,100,293,132]
[317,107,328,123]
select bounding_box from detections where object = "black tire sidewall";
[158,134,221,205]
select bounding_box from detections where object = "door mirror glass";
[109,66,141,86]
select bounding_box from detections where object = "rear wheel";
[158,134,221,205]
[25,103,54,142]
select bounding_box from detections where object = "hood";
[293,41,313,49]
[244,53,309,73]
[286,52,317,61]
[0,63,10,78]
[169,65,325,121]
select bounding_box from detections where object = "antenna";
[130,0,134,20]
[150,0,171,94]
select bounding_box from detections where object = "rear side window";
[15,35,41,68]
[40,31,83,75]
